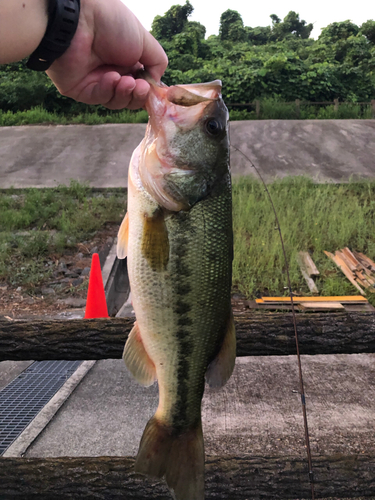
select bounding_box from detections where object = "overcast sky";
[124,0,373,40]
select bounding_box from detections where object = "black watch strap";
[27,0,80,71]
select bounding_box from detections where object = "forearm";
[0,0,48,63]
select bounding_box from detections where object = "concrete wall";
[0,120,374,188]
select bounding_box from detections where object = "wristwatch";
[27,0,80,71]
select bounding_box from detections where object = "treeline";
[0,1,374,115]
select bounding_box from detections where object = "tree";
[318,21,360,43]
[219,10,246,42]
[151,1,193,41]
[271,11,313,40]
[360,20,375,44]
[247,26,272,45]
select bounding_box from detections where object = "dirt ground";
[0,225,119,318]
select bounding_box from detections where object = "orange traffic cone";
[84,253,109,318]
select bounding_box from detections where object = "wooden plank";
[299,301,344,310]
[353,250,375,272]
[297,251,320,276]
[0,455,374,499]
[344,302,375,312]
[296,252,319,294]
[340,248,362,272]
[1,312,375,359]
[324,251,366,295]
[257,295,367,303]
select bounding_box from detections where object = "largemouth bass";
[117,75,236,500]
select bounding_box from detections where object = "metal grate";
[0,360,82,455]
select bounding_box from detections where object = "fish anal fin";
[123,322,156,387]
[141,209,169,272]
[205,309,236,389]
[135,416,204,500]
[117,212,129,259]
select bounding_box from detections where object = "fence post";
[371,100,375,119]
[255,100,260,119]
[334,98,339,113]
[295,99,300,119]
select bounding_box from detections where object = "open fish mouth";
[138,70,223,136]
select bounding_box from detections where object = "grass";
[1,178,375,305]
[0,181,125,287]
[232,176,375,304]
[0,106,149,126]
[0,103,373,125]
[229,100,374,121]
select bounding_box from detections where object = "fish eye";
[205,118,222,137]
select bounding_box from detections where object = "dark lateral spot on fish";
[175,301,191,315]
[177,316,193,327]
[176,283,192,296]
[173,346,190,431]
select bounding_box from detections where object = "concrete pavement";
[0,120,375,189]
[20,354,375,458]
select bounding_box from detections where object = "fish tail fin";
[135,415,205,500]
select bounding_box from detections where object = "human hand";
[46,0,168,109]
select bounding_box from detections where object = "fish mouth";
[139,70,223,136]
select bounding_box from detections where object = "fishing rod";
[230,144,315,500]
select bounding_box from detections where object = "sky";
[124,0,373,40]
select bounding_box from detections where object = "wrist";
[0,0,48,64]
[27,0,80,71]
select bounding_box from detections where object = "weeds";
[0,182,125,287]
[229,100,374,121]
[232,176,375,304]
[0,103,373,125]
[1,179,375,303]
[0,106,149,126]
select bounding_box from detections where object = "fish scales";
[128,172,232,431]
[118,74,236,500]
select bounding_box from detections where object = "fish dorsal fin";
[117,212,129,259]
[123,322,157,387]
[205,309,236,388]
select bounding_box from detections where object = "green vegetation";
[0,182,125,287]
[0,106,148,126]
[0,101,372,126]
[1,179,375,306]
[1,3,374,123]
[232,177,375,304]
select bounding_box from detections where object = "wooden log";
[1,311,375,360]
[0,455,374,499]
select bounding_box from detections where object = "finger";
[139,30,168,83]
[105,77,150,110]
[78,71,123,105]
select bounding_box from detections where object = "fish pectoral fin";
[141,209,169,271]
[123,322,157,387]
[135,416,204,500]
[117,212,129,259]
[205,309,236,389]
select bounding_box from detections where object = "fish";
[117,73,236,500]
